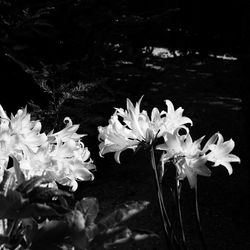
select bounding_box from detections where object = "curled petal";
[213,161,233,175]
[114,150,123,164]
[74,167,95,181]
[151,107,160,122]
[165,100,175,113]
[202,132,219,154]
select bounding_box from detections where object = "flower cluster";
[98,97,240,188]
[157,130,240,188]
[0,105,95,191]
[98,96,192,163]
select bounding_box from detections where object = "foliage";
[0,173,154,250]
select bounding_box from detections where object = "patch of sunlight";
[145,63,165,71]
[207,96,242,110]
[116,60,134,65]
[151,47,182,58]
[209,54,238,61]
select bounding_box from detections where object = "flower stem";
[150,147,179,249]
[175,176,187,250]
[194,187,207,250]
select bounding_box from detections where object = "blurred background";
[0,1,249,249]
[0,0,249,113]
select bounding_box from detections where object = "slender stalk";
[175,174,187,250]
[150,147,180,249]
[194,187,207,250]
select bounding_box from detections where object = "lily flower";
[47,139,95,191]
[115,96,154,141]
[157,130,240,188]
[1,106,47,157]
[48,117,85,143]
[1,103,96,191]
[205,133,240,175]
[19,138,95,191]
[161,100,193,135]
[157,130,211,188]
[98,97,192,163]
[98,114,139,163]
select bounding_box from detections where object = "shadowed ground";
[57,54,248,249]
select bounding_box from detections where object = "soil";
[59,54,249,250]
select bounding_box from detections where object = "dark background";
[0,1,249,249]
[0,0,249,113]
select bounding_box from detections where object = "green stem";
[150,147,179,249]
[194,187,207,250]
[175,175,187,250]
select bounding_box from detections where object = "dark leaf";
[66,210,89,250]
[97,201,149,232]
[103,228,159,249]
[0,235,9,245]
[28,186,72,203]
[75,197,99,226]
[0,190,27,219]
[71,229,89,250]
[18,203,60,219]
[21,218,38,246]
[16,176,49,195]
[103,228,132,249]
[84,223,98,242]
[12,156,25,185]
[66,210,85,233]
[31,220,69,249]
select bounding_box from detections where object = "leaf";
[18,203,60,219]
[71,229,89,250]
[28,186,72,203]
[103,229,159,249]
[0,190,27,219]
[22,218,39,246]
[97,201,149,232]
[12,157,25,185]
[31,220,69,249]
[75,197,99,227]
[103,228,132,249]
[132,230,159,241]
[66,210,88,250]
[66,210,85,233]
[16,176,49,195]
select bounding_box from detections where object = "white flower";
[19,138,95,191]
[206,133,240,175]
[48,117,85,143]
[0,105,47,178]
[98,97,192,163]
[157,130,240,188]
[98,114,138,163]
[115,96,154,141]
[160,100,193,135]
[48,139,95,191]
[0,106,47,158]
[0,104,95,191]
[157,130,210,188]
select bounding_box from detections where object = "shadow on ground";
[59,55,249,250]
